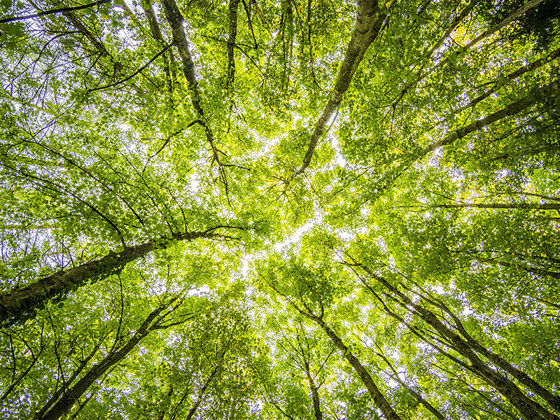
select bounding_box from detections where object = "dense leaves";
[1,0,559,418]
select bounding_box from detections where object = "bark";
[33,341,102,418]
[35,305,171,419]
[441,301,560,414]
[0,345,44,402]
[299,354,323,420]
[184,365,220,420]
[227,0,241,90]
[377,80,559,196]
[435,202,560,210]
[313,317,401,420]
[61,10,110,57]
[354,263,558,420]
[456,46,560,113]
[0,0,110,24]
[0,229,230,326]
[306,369,323,420]
[412,286,560,415]
[156,383,174,420]
[140,0,165,43]
[292,0,386,179]
[423,80,559,154]
[393,0,545,107]
[268,282,400,419]
[139,0,174,89]
[375,350,445,419]
[160,0,223,166]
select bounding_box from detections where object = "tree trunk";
[160,0,223,166]
[35,305,168,419]
[314,317,401,420]
[435,202,560,210]
[269,281,401,420]
[304,365,323,420]
[354,262,558,420]
[423,80,559,154]
[445,305,560,414]
[0,229,224,326]
[375,349,445,419]
[292,0,386,178]
[184,365,220,420]
[226,0,240,90]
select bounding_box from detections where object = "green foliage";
[1,0,559,418]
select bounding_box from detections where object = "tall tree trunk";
[0,229,229,326]
[292,0,386,179]
[375,348,445,419]
[34,305,172,419]
[435,202,560,210]
[352,261,558,420]
[423,80,559,154]
[437,299,560,414]
[160,0,222,166]
[313,316,401,420]
[304,364,323,420]
[184,365,220,420]
[226,0,241,90]
[268,282,400,419]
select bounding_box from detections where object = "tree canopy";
[1,0,559,418]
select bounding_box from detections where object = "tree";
[1,0,559,418]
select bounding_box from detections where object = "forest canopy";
[1,0,559,418]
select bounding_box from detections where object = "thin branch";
[0,0,111,24]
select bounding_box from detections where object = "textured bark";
[160,0,223,166]
[33,342,102,418]
[456,46,560,113]
[0,230,224,326]
[435,202,560,210]
[314,317,401,420]
[424,80,559,154]
[0,0,110,24]
[227,0,241,89]
[139,0,175,90]
[269,281,400,420]
[35,306,169,419]
[140,0,165,43]
[355,263,558,420]
[292,0,386,178]
[445,304,560,414]
[304,364,323,420]
[375,350,445,419]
